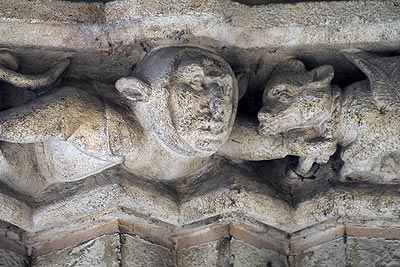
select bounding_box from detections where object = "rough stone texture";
[0,248,29,267]
[231,239,288,267]
[291,238,346,267]
[121,235,175,267]
[176,237,288,267]
[291,237,400,267]
[0,47,238,185]
[293,187,400,232]
[105,0,400,49]
[0,0,399,266]
[177,241,219,267]
[26,235,400,266]
[223,53,400,182]
[34,234,120,267]
[1,0,398,51]
[0,0,105,24]
[347,237,400,267]
[0,193,31,230]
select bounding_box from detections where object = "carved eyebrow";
[207,70,223,77]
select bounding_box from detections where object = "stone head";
[258,59,339,135]
[115,46,238,156]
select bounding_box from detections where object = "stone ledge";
[0,0,399,51]
[27,218,400,258]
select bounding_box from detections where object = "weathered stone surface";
[1,0,398,52]
[105,0,400,49]
[177,237,288,267]
[223,53,400,182]
[0,47,238,185]
[177,241,219,267]
[0,248,29,267]
[291,237,400,267]
[347,237,400,267]
[291,238,346,267]
[27,234,400,266]
[0,193,31,230]
[34,234,120,267]
[121,235,175,267]
[231,239,288,267]
[0,0,399,265]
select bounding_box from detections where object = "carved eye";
[267,84,298,102]
[207,82,219,91]
[189,75,203,87]
[203,75,232,96]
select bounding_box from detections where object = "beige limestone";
[0,0,398,266]
[0,248,29,267]
[347,237,400,267]
[34,234,120,267]
[177,241,219,267]
[231,239,288,267]
[291,238,346,267]
[121,235,175,267]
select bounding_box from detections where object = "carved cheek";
[171,88,204,135]
[208,84,233,118]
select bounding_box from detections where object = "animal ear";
[309,65,334,87]
[115,77,151,102]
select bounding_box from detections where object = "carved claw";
[0,57,70,89]
[287,156,319,180]
[287,166,319,182]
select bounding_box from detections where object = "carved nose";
[209,97,225,115]
[206,83,225,113]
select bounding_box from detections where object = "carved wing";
[344,52,400,111]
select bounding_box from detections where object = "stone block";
[34,234,120,267]
[231,239,288,267]
[177,241,219,267]
[347,237,400,267]
[291,238,346,267]
[0,248,29,267]
[121,234,175,267]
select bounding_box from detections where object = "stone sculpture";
[222,52,400,183]
[0,46,398,191]
[0,49,70,90]
[220,59,340,176]
[0,46,238,185]
[338,52,400,182]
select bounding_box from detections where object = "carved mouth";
[195,136,223,152]
[198,119,225,135]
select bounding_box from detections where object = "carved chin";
[174,118,231,154]
[176,128,227,154]
[194,136,224,153]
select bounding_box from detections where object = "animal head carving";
[258,59,339,136]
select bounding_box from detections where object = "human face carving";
[169,55,235,154]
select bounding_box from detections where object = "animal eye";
[268,85,297,102]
